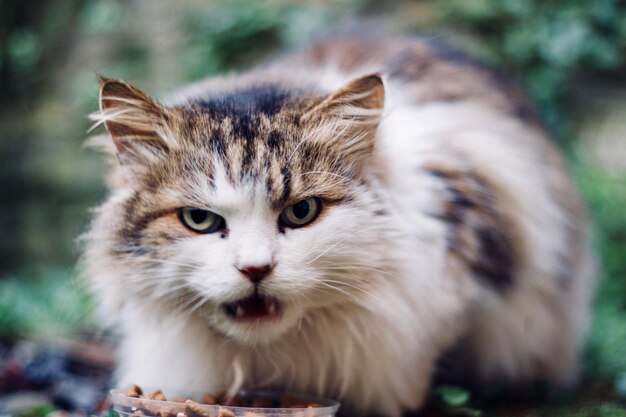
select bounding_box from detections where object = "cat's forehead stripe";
[192,84,301,117]
[156,84,358,209]
[183,109,297,207]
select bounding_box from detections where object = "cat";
[83,36,595,416]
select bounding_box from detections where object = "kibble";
[184,400,212,417]
[126,384,143,398]
[217,407,236,417]
[118,384,324,417]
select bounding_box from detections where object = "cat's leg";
[113,309,225,392]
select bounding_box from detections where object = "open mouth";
[223,292,283,322]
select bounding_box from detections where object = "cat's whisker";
[294,314,305,335]
[302,273,396,312]
[315,264,392,274]
[323,285,389,312]
[293,290,318,309]
[187,293,214,316]
[108,273,189,300]
[153,280,193,301]
[174,291,207,316]
[137,257,204,270]
[309,280,370,307]
[321,279,391,309]
[303,235,359,266]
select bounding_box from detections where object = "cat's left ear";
[302,73,384,162]
[97,76,175,166]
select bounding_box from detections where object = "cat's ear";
[97,76,173,165]
[302,73,384,162]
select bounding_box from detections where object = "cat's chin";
[208,299,302,345]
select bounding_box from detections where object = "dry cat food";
[111,384,336,417]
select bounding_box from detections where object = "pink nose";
[238,264,274,283]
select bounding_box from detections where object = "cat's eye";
[178,208,225,234]
[279,197,322,228]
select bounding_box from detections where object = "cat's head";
[87,74,394,344]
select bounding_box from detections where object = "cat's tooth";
[235,306,244,318]
[268,303,276,314]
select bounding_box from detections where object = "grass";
[0,266,94,337]
[576,164,626,379]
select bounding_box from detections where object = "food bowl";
[110,388,341,417]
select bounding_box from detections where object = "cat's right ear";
[301,74,384,171]
[96,76,174,166]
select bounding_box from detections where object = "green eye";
[279,197,322,228]
[178,208,225,233]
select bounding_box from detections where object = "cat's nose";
[237,263,274,283]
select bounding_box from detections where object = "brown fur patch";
[428,164,517,292]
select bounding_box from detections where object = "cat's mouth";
[222,293,283,322]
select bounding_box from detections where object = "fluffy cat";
[84,36,595,416]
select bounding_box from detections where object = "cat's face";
[91,75,389,344]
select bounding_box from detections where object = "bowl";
[109,388,341,417]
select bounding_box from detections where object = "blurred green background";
[1,0,625,413]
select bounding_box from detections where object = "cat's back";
[267,36,535,122]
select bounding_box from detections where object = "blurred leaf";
[538,14,589,67]
[41,1,78,33]
[454,407,483,417]
[7,29,41,73]
[585,36,621,69]
[502,24,539,64]
[14,404,56,417]
[426,0,626,143]
[181,1,285,79]
[438,385,470,407]
[499,0,533,18]
[588,0,620,25]
[0,267,95,335]
[79,0,122,34]
[445,0,498,21]
[598,403,626,417]
[616,371,626,399]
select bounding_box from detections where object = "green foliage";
[78,0,123,34]
[102,410,121,417]
[577,168,626,378]
[436,386,482,416]
[581,170,626,305]
[546,403,626,417]
[438,386,471,407]
[6,29,41,73]
[179,0,367,80]
[596,403,626,417]
[0,267,94,336]
[181,1,285,79]
[427,0,626,139]
[14,404,57,417]
[616,371,626,399]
